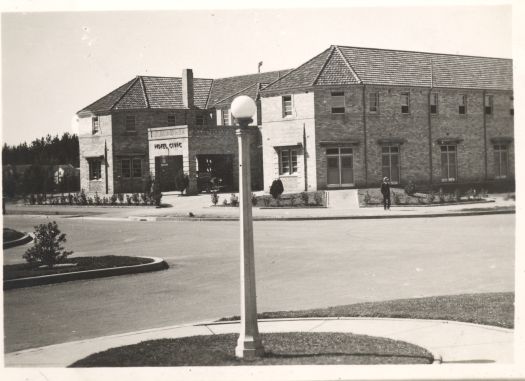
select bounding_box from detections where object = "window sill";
[89,179,103,182]
[279,174,299,178]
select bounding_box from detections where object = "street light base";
[235,338,264,360]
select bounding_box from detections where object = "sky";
[0,3,515,146]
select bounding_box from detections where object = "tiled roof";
[79,76,214,113]
[206,70,291,107]
[79,70,290,114]
[262,45,512,93]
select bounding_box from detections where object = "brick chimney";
[182,68,194,109]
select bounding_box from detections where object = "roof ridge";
[214,69,289,81]
[110,76,140,111]
[139,76,151,109]
[264,46,333,91]
[312,46,336,86]
[334,44,512,61]
[138,75,215,81]
[334,45,362,84]
[77,77,137,114]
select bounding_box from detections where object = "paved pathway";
[4,318,513,367]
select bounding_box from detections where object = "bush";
[222,199,229,206]
[438,188,445,203]
[29,194,36,205]
[87,196,94,205]
[132,193,140,205]
[270,179,284,199]
[211,192,219,206]
[110,194,118,205]
[252,193,258,207]
[392,191,400,205]
[151,179,162,206]
[68,193,74,205]
[314,192,323,206]
[230,193,239,207]
[363,191,371,205]
[94,192,101,205]
[300,192,309,206]
[23,221,73,268]
[126,194,132,205]
[140,193,148,205]
[79,189,87,205]
[404,181,416,196]
[454,189,461,202]
[426,191,435,204]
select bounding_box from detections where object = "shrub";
[262,197,270,207]
[60,195,68,204]
[392,191,400,205]
[211,192,219,206]
[68,193,74,205]
[87,196,94,205]
[222,199,229,206]
[230,193,239,207]
[132,193,140,205]
[270,179,284,199]
[110,194,118,205]
[102,196,109,205]
[117,193,124,204]
[300,192,309,206]
[94,192,101,205]
[23,221,73,268]
[426,191,435,204]
[126,194,132,205]
[29,194,36,205]
[453,189,461,202]
[314,192,324,206]
[140,193,148,205]
[438,188,445,203]
[289,196,296,207]
[79,189,87,205]
[36,193,44,205]
[151,179,162,206]
[252,193,258,207]
[404,181,416,196]
[363,191,371,205]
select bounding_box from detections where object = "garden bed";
[3,228,25,242]
[69,332,433,367]
[4,255,154,280]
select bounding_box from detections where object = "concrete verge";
[3,256,168,290]
[3,233,33,249]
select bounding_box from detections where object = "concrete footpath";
[4,318,513,367]
[4,191,516,222]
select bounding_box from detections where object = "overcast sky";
[1,4,514,145]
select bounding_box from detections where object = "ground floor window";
[326,147,353,186]
[121,158,142,178]
[494,144,508,179]
[381,145,400,184]
[440,145,457,182]
[279,149,298,175]
[88,158,102,180]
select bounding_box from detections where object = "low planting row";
[209,191,327,208]
[23,189,162,207]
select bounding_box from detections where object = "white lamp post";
[230,95,264,359]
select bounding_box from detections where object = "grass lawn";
[69,332,433,367]
[3,255,154,280]
[3,228,25,242]
[219,292,514,329]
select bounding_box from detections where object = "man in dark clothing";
[381,177,391,210]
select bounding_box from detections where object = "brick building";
[78,45,513,195]
[77,69,288,194]
[260,45,513,192]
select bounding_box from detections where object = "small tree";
[211,192,219,206]
[23,221,73,268]
[270,179,284,199]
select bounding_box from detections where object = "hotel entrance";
[326,147,354,187]
[154,155,184,192]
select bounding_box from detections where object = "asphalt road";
[3,214,515,352]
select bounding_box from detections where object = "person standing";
[381,177,391,210]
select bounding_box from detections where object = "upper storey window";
[401,92,410,114]
[92,116,100,134]
[168,114,176,125]
[369,92,379,113]
[282,95,292,117]
[485,95,493,115]
[459,95,467,115]
[430,93,438,114]
[510,96,514,116]
[125,116,136,132]
[331,91,345,114]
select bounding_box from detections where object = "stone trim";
[376,138,407,145]
[436,137,464,145]
[490,136,513,144]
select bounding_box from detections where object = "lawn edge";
[3,256,168,290]
[3,232,33,249]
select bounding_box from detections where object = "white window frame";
[121,158,142,179]
[222,109,230,126]
[279,149,298,175]
[381,145,400,184]
[369,92,379,113]
[92,116,100,135]
[459,94,467,115]
[440,145,457,183]
[125,115,136,132]
[88,158,102,180]
[430,93,438,114]
[282,95,293,117]
[485,95,493,115]
[494,144,509,179]
[401,92,410,114]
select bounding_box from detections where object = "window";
[440,145,457,182]
[125,116,136,132]
[459,95,467,115]
[401,92,410,114]
[331,91,345,114]
[168,114,176,125]
[485,95,493,115]
[326,147,354,186]
[279,149,298,175]
[88,159,102,180]
[92,116,100,134]
[369,92,379,113]
[282,95,292,117]
[121,158,142,178]
[430,93,438,114]
[494,145,508,179]
[510,96,514,116]
[222,109,230,126]
[382,146,400,184]
[196,114,205,126]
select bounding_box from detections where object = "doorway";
[155,155,184,192]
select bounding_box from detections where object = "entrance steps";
[326,189,360,209]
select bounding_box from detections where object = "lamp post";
[231,95,264,359]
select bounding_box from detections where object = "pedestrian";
[181,173,190,195]
[381,177,391,210]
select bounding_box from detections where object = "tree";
[270,179,284,199]
[23,221,73,268]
